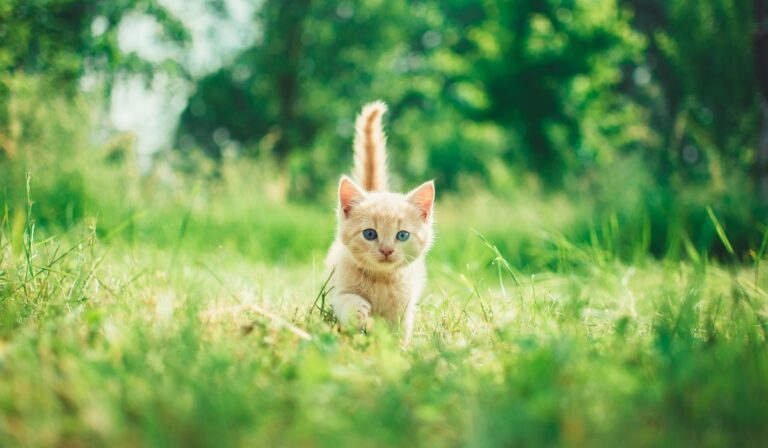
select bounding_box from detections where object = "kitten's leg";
[402,302,416,345]
[331,293,371,331]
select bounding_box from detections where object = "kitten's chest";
[364,276,412,320]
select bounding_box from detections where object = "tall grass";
[2,201,767,445]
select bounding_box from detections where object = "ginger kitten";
[325,101,435,342]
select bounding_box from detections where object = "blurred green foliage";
[173,0,765,255]
[0,0,188,134]
[0,0,766,257]
[0,0,188,79]
[178,0,649,189]
[176,0,761,190]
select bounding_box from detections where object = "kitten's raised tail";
[353,100,389,192]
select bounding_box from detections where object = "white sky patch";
[110,74,190,168]
[117,12,183,65]
[109,0,261,159]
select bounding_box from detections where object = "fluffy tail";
[353,100,388,191]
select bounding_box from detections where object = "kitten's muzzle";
[379,246,394,258]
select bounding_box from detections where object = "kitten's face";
[337,177,434,272]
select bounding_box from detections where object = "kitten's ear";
[339,175,366,218]
[406,180,435,221]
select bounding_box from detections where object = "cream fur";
[325,101,435,342]
[353,100,388,191]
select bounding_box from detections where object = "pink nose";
[379,247,394,257]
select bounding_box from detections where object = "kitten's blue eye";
[362,228,378,240]
[396,230,410,242]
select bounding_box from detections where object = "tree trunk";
[759,102,768,201]
[754,0,768,202]
[265,0,311,163]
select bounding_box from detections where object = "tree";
[177,0,432,192]
[178,0,645,192]
[626,0,760,181]
[0,0,189,156]
[458,0,646,185]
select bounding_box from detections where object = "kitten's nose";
[379,246,394,257]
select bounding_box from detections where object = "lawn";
[1,182,767,447]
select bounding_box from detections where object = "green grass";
[1,181,768,447]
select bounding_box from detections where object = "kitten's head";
[337,176,435,272]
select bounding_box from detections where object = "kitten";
[325,101,435,342]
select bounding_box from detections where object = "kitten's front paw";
[352,301,372,331]
[332,294,372,333]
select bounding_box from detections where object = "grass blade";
[706,206,734,256]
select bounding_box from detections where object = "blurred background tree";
[177,0,647,191]
[0,0,189,155]
[0,0,765,256]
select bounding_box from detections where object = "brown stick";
[202,303,312,341]
[198,261,312,341]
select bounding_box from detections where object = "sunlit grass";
[1,184,767,446]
